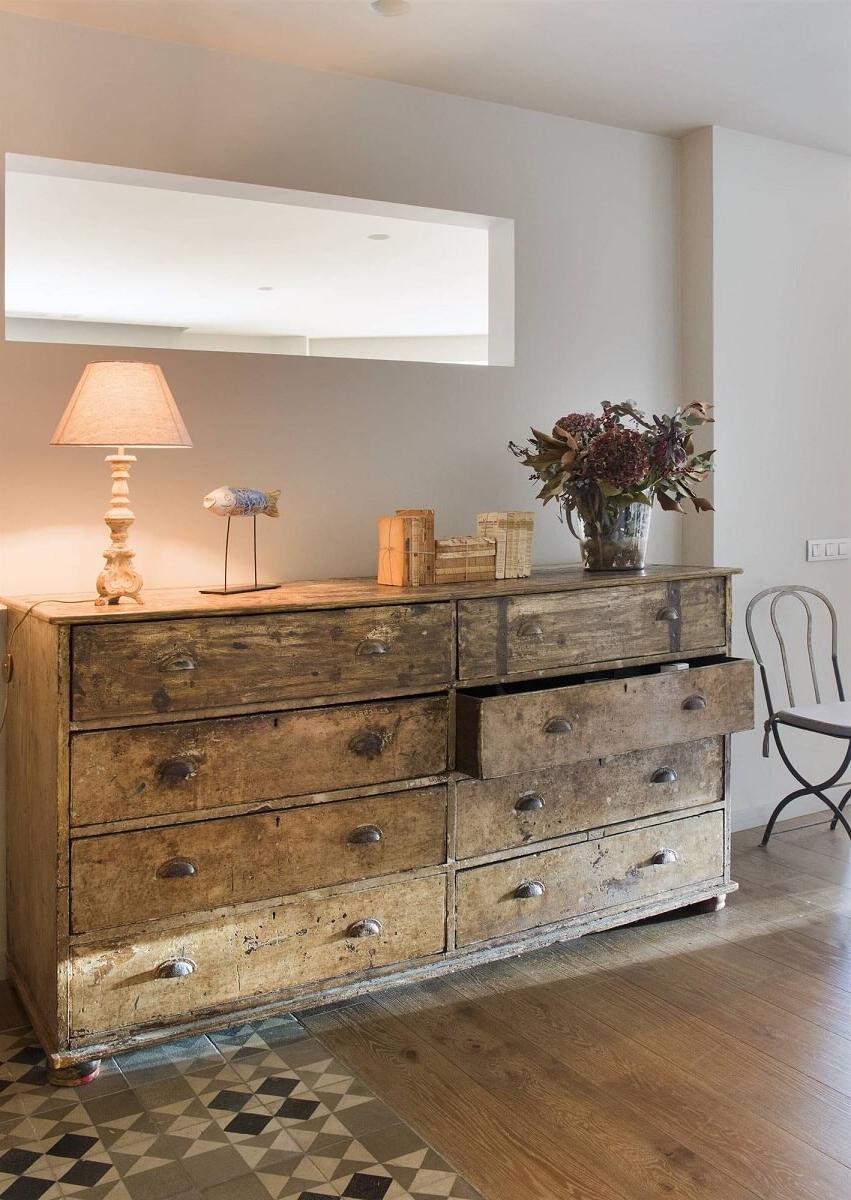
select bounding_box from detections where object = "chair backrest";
[745,585,844,718]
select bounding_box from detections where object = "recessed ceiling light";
[370,0,411,15]
[257,285,275,291]
[368,233,391,241]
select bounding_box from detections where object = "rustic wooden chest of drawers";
[3,566,753,1080]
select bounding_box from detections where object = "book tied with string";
[377,509,435,586]
[434,535,497,583]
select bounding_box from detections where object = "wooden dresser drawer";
[71,602,453,720]
[71,695,449,826]
[456,809,724,946]
[456,657,752,778]
[71,785,447,934]
[70,873,446,1039]
[457,577,725,680]
[456,737,723,859]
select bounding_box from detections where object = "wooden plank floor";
[304,814,851,1200]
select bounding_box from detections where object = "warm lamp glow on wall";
[51,362,192,606]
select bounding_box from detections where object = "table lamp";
[51,361,192,606]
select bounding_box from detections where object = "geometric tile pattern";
[0,991,482,1200]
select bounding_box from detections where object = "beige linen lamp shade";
[51,361,192,448]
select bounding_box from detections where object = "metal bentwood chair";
[746,585,851,846]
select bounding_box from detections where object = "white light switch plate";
[807,538,850,562]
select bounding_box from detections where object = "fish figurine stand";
[199,487,283,596]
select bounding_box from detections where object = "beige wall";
[0,11,682,598]
[0,11,684,975]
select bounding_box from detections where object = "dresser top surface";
[2,563,738,625]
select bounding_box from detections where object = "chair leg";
[763,786,851,845]
[761,787,812,845]
[764,734,851,844]
[817,793,851,840]
[829,786,851,832]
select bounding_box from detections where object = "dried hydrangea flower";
[586,427,649,488]
[553,412,601,440]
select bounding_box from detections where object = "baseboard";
[731,798,827,835]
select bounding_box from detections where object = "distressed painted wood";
[71,785,448,933]
[70,695,449,826]
[456,809,725,946]
[457,576,726,679]
[3,564,740,626]
[69,873,447,1040]
[71,774,451,838]
[456,658,753,778]
[71,602,453,720]
[4,614,67,1048]
[2,567,747,1070]
[455,737,724,859]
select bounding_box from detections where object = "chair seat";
[777,701,851,737]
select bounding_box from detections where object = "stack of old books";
[434,535,497,583]
[377,508,533,586]
[475,511,534,579]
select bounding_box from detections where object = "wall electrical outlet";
[807,538,850,562]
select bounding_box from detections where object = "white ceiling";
[1,0,849,155]
[4,166,490,339]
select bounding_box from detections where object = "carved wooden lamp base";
[95,452,144,607]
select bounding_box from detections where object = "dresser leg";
[695,893,726,914]
[47,1059,101,1087]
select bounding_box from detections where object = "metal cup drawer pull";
[682,694,707,711]
[517,620,544,639]
[651,766,679,784]
[346,918,382,939]
[656,606,681,623]
[163,653,196,673]
[156,958,196,979]
[651,848,679,866]
[356,639,390,657]
[514,880,546,899]
[348,824,384,845]
[515,791,546,812]
[349,731,385,758]
[156,857,198,880]
[544,717,572,734]
[157,757,198,785]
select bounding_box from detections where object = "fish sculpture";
[203,487,281,518]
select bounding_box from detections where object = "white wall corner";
[678,126,715,568]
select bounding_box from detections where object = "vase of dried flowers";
[509,401,714,571]
[574,496,652,570]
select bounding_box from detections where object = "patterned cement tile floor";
[0,987,482,1200]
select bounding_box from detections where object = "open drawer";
[456,656,753,779]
